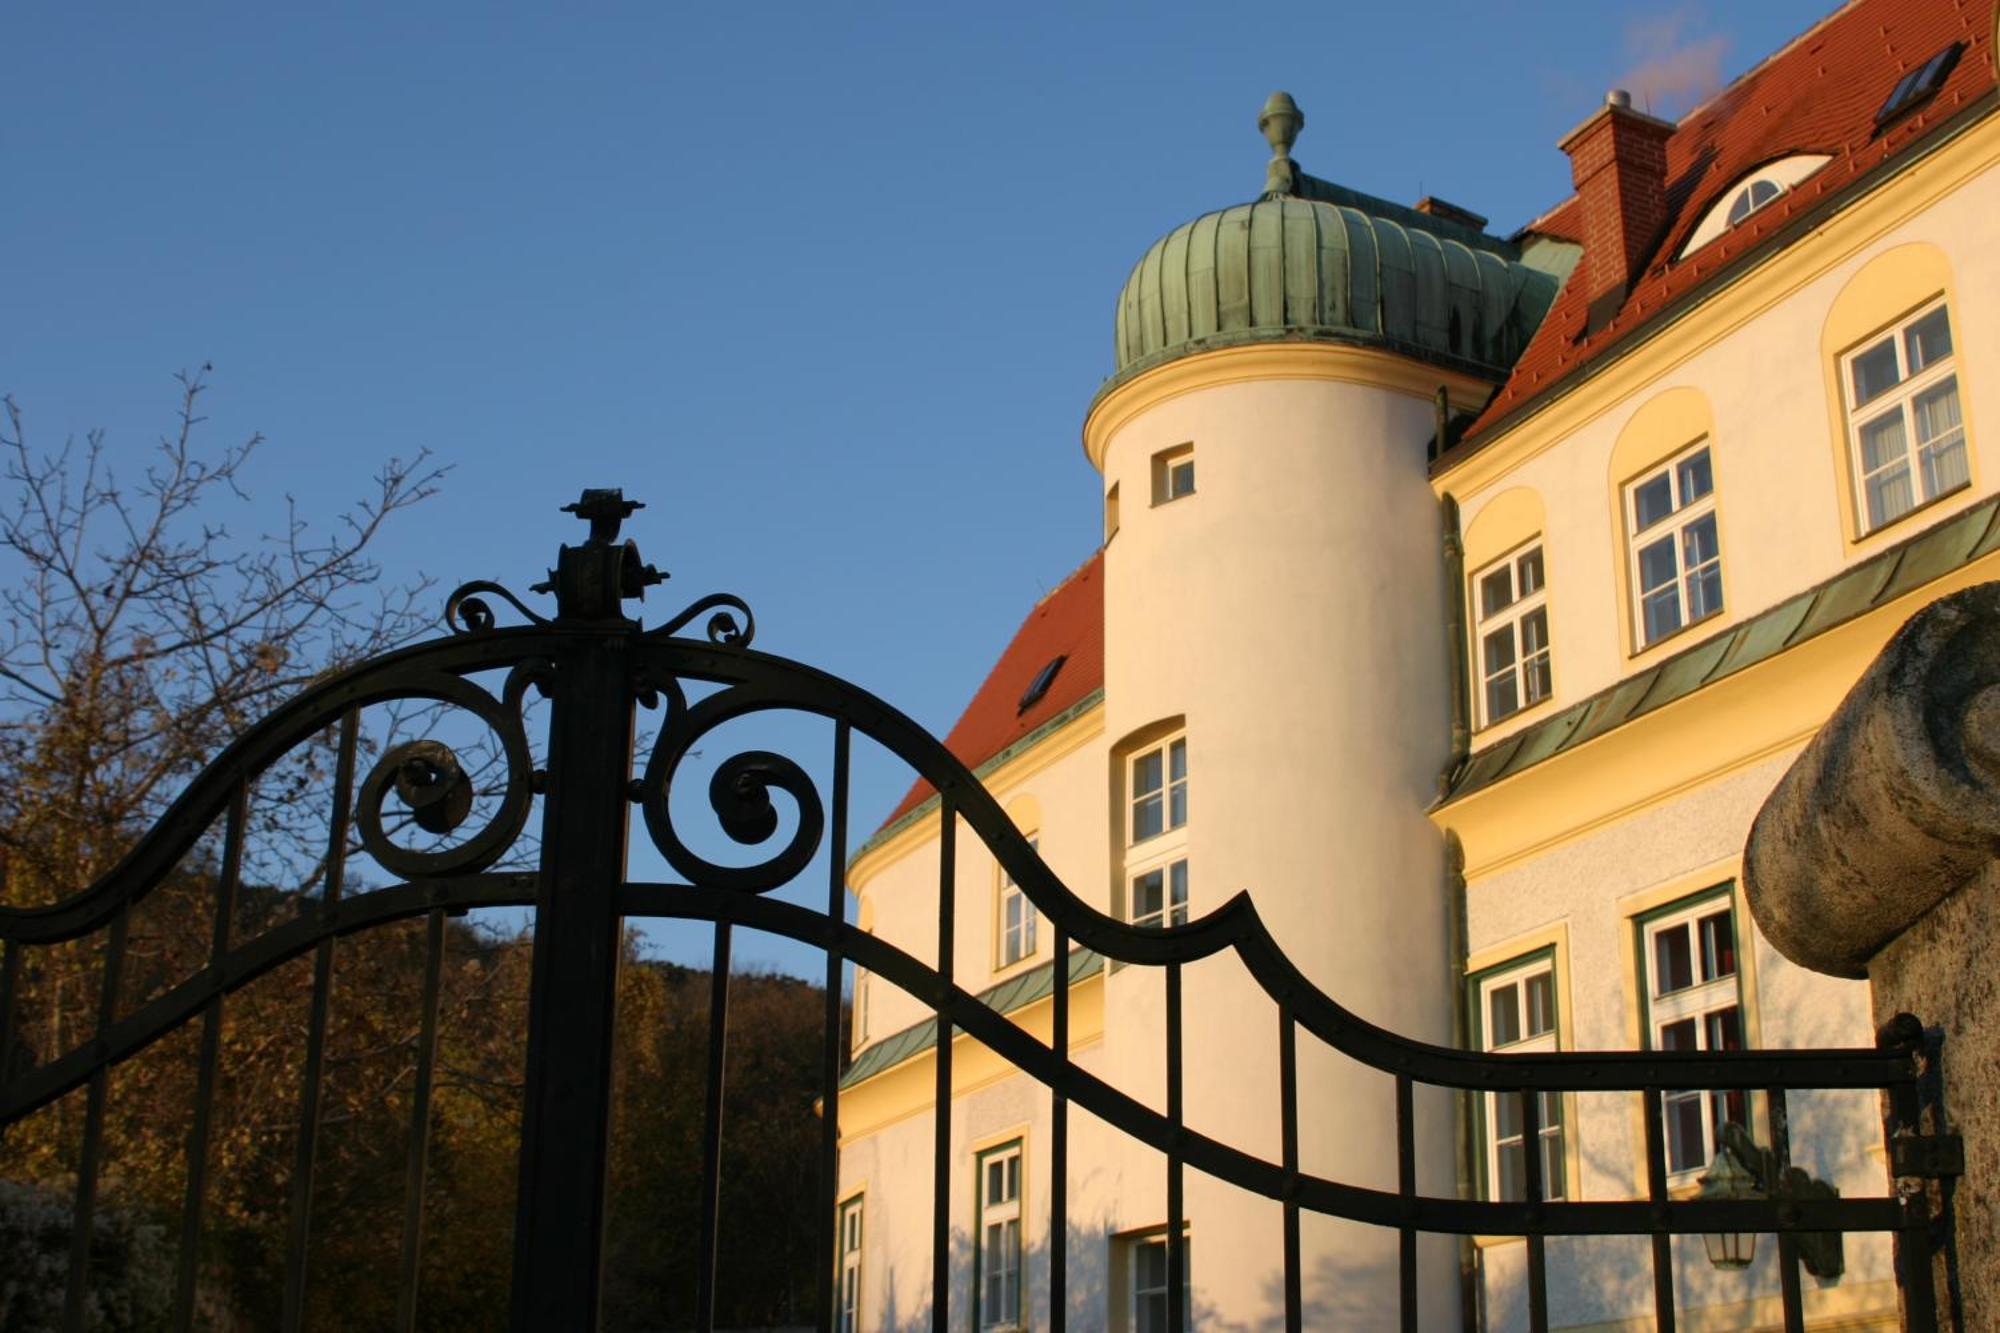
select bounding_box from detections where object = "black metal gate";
[0,492,1954,1331]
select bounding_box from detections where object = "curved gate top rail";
[0,489,1949,1333]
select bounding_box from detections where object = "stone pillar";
[1744,582,2000,1331]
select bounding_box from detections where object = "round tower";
[1083,95,1559,1325]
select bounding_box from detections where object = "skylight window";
[1876,43,1963,127]
[1017,655,1066,714]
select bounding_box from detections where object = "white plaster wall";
[851,728,1110,1048]
[1467,752,1894,1330]
[1098,372,1461,1328]
[1456,159,2000,745]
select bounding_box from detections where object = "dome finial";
[1258,91,1304,198]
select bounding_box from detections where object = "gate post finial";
[538,488,667,623]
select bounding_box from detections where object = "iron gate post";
[509,492,656,1329]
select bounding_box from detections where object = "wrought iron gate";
[0,491,1954,1331]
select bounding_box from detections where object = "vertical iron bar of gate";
[931,802,955,1333]
[1768,1086,1805,1333]
[62,901,130,1333]
[1881,1034,1940,1333]
[174,780,248,1331]
[510,628,637,1329]
[1642,1087,1677,1333]
[1165,960,1185,1333]
[395,906,448,1333]
[818,721,850,1333]
[1279,1009,1301,1333]
[281,709,359,1333]
[1049,923,1069,1333]
[696,922,733,1331]
[1520,1089,1548,1333]
[1395,1074,1417,1332]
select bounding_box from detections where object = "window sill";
[1850,477,1972,546]
[990,951,1044,985]
[1474,691,1559,738]
[1628,604,1727,662]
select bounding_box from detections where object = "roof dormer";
[1678,154,1832,258]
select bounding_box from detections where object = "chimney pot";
[1558,94,1675,332]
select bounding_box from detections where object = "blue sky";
[4,2,1840,972]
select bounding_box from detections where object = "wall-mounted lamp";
[1697,1122,1844,1279]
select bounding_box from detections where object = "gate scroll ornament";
[0,490,1958,1332]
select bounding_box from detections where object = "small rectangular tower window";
[1124,729,1189,930]
[1150,444,1195,505]
[1844,299,1967,533]
[1636,888,1748,1177]
[1130,738,1187,843]
[975,1141,1024,1330]
[1473,543,1552,725]
[1625,442,1723,649]
[1106,482,1122,541]
[1131,859,1188,930]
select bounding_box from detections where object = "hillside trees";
[0,374,841,1327]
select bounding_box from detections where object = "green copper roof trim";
[848,687,1106,869]
[840,948,1105,1089]
[1103,195,1561,390]
[1438,493,2000,805]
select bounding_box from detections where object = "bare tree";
[0,368,446,905]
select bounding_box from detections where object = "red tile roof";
[877,550,1105,831]
[1458,0,1997,449]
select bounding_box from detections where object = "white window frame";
[1125,1227,1191,1333]
[1126,733,1188,929]
[1842,297,1968,535]
[1625,441,1723,650]
[1639,891,1748,1180]
[1475,956,1565,1202]
[1129,858,1188,931]
[1472,541,1552,726]
[1129,735,1187,846]
[1150,443,1195,505]
[975,1140,1024,1331]
[838,1194,864,1333]
[998,837,1040,968]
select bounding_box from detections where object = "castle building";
[836,1,2000,1327]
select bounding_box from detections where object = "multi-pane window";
[1151,444,1195,505]
[976,1142,1023,1330]
[1844,300,1967,533]
[1131,859,1188,930]
[999,838,1039,967]
[1127,733,1189,930]
[1474,543,1552,725]
[1477,958,1565,1201]
[1130,738,1188,843]
[1640,892,1748,1176]
[838,1196,864,1333]
[1130,1230,1191,1333]
[1626,443,1723,648]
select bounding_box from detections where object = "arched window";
[1679,156,1831,258]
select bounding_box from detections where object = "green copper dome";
[1107,95,1568,386]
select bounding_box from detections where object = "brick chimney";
[1559,89,1675,332]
